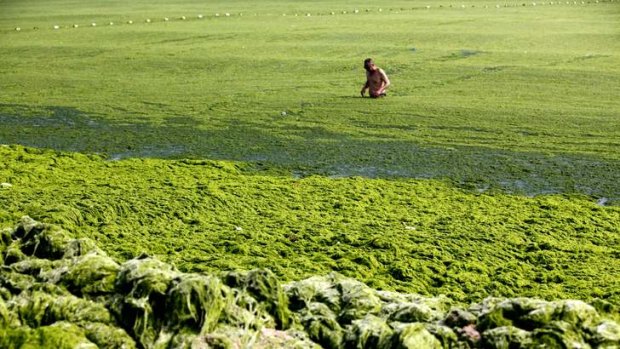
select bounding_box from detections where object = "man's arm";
[360,79,369,97]
[378,69,390,94]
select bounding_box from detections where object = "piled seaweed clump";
[1,217,619,348]
[286,275,620,348]
[0,217,315,348]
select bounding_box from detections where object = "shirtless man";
[360,58,390,98]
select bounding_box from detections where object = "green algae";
[591,321,620,348]
[421,324,458,348]
[391,323,442,349]
[0,297,10,326]
[79,322,137,349]
[1,1,620,201]
[336,277,383,325]
[60,253,120,296]
[1,145,619,307]
[110,257,180,346]
[481,326,532,348]
[222,269,292,330]
[11,290,112,327]
[343,315,393,349]
[300,302,344,349]
[164,273,227,334]
[0,217,619,348]
[1,1,618,346]
[0,322,97,349]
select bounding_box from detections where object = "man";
[360,58,390,98]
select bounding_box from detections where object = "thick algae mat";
[2,0,620,200]
[1,145,619,307]
[1,217,619,348]
[2,1,620,347]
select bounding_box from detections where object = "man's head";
[364,58,376,72]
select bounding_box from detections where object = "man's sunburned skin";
[361,58,391,98]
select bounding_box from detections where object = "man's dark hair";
[364,58,373,71]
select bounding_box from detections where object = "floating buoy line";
[9,0,617,33]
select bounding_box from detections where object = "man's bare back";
[360,58,390,98]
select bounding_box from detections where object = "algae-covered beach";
[1,0,619,347]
